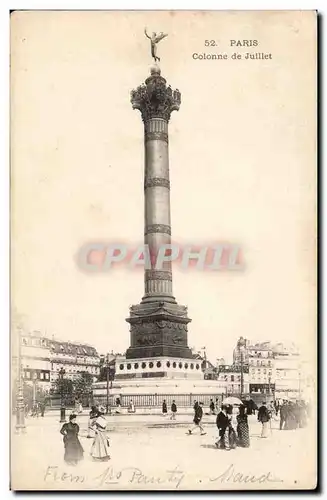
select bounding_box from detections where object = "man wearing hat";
[188,402,206,435]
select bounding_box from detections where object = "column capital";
[130,66,181,123]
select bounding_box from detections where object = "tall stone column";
[126,65,192,360]
[144,115,173,302]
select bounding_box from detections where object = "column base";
[126,299,192,360]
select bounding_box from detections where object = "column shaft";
[144,118,173,300]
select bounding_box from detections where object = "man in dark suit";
[216,405,230,449]
[188,402,206,435]
[258,402,271,438]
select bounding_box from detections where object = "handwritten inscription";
[94,466,185,488]
[44,465,185,489]
[209,464,283,485]
[44,466,85,484]
[44,464,283,489]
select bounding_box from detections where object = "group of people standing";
[24,401,46,418]
[278,399,308,430]
[215,404,250,450]
[60,405,111,466]
[162,399,178,420]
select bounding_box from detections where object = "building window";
[142,362,146,369]
[45,373,49,380]
[196,364,200,370]
[185,363,188,369]
[119,364,124,370]
[166,361,171,368]
[40,372,44,380]
[26,371,30,379]
[127,363,131,370]
[231,375,234,382]
[149,362,154,369]
[134,363,139,369]
[156,361,161,368]
[173,362,177,368]
[179,362,183,369]
[190,363,194,369]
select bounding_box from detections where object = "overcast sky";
[11,11,316,363]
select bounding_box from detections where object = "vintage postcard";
[10,10,317,490]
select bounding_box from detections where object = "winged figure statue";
[144,28,168,63]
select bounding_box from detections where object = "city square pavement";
[11,411,316,491]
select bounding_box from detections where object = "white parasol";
[223,396,243,406]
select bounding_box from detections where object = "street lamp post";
[32,372,37,408]
[106,353,110,415]
[15,329,26,434]
[240,352,244,399]
[59,367,66,423]
[238,337,246,400]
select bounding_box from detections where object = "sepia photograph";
[10,10,317,491]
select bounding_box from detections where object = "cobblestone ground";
[11,412,316,491]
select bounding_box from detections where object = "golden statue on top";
[144,28,168,63]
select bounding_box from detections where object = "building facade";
[248,342,275,395]
[217,364,249,395]
[49,339,100,382]
[273,342,301,399]
[20,331,52,390]
[13,331,100,388]
[232,338,309,399]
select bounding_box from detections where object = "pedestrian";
[257,402,270,438]
[215,398,220,414]
[170,400,177,420]
[39,401,45,417]
[193,400,199,411]
[90,406,111,462]
[299,400,308,428]
[227,405,237,449]
[115,397,121,414]
[87,405,99,439]
[215,404,230,450]
[32,402,39,418]
[78,401,83,414]
[60,414,84,466]
[268,400,275,417]
[285,402,297,430]
[236,404,250,448]
[162,399,168,416]
[128,400,135,413]
[279,400,287,430]
[209,399,215,415]
[188,402,206,435]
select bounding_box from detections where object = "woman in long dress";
[227,405,237,449]
[87,405,99,438]
[237,404,250,447]
[60,414,84,466]
[90,406,111,462]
